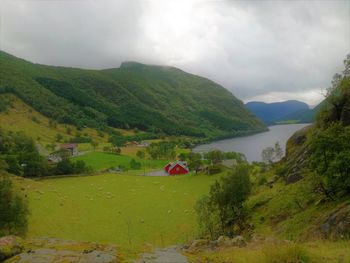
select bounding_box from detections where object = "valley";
[0,51,349,263]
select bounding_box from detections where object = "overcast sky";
[1,0,349,105]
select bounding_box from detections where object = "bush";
[69,136,92,143]
[0,174,28,236]
[196,164,251,239]
[0,130,50,177]
[54,159,91,175]
[130,159,141,170]
[309,122,350,197]
[146,141,176,160]
[206,165,222,175]
[258,176,268,186]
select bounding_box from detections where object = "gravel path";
[136,246,188,263]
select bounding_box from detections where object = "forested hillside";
[0,51,265,139]
[277,101,323,124]
[245,100,310,125]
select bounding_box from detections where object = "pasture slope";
[22,172,224,258]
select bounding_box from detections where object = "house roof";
[61,143,78,149]
[168,161,189,172]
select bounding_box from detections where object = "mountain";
[277,101,323,124]
[0,51,266,139]
[245,100,310,125]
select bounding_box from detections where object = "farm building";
[60,143,78,156]
[164,161,189,175]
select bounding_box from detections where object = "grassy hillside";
[0,94,109,147]
[186,240,350,262]
[0,51,265,139]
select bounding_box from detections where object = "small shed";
[60,143,78,156]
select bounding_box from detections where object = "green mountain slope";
[245,100,310,125]
[277,101,324,123]
[0,51,265,138]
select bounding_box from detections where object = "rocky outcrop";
[183,235,246,253]
[2,237,120,263]
[282,125,313,184]
[136,246,188,263]
[313,204,350,240]
[0,236,24,261]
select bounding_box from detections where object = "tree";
[205,150,223,165]
[274,142,283,160]
[261,142,283,164]
[196,164,251,239]
[146,141,176,160]
[136,150,146,175]
[0,130,50,177]
[178,153,187,161]
[109,135,126,154]
[130,159,141,170]
[136,150,145,159]
[0,174,28,236]
[55,133,63,142]
[91,141,99,151]
[109,135,127,148]
[55,158,74,175]
[187,152,203,174]
[309,122,350,197]
[66,127,72,135]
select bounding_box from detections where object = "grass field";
[72,152,168,171]
[186,240,350,263]
[22,172,223,257]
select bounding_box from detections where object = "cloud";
[1,0,349,105]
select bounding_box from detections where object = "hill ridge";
[0,50,266,138]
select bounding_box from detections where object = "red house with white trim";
[164,161,189,175]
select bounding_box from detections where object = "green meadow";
[72,151,168,171]
[25,172,223,255]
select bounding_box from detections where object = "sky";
[0,0,349,106]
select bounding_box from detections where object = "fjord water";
[194,123,310,162]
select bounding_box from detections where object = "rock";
[3,237,119,263]
[217,236,231,247]
[186,239,209,252]
[0,236,24,261]
[251,234,265,242]
[8,248,118,263]
[136,246,188,263]
[231,235,246,247]
[286,172,303,184]
[316,204,350,240]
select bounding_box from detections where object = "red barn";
[164,161,189,175]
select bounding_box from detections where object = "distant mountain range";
[245,100,321,125]
[0,50,266,139]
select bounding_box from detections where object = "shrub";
[309,122,350,197]
[69,136,92,143]
[0,174,28,236]
[54,159,91,175]
[130,159,141,170]
[258,176,268,186]
[196,164,251,239]
[0,130,50,177]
